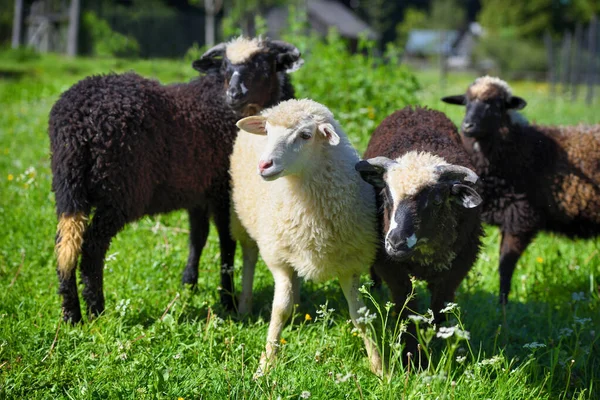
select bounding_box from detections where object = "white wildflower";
[115,298,131,317]
[571,292,586,302]
[574,317,591,326]
[456,355,467,363]
[523,342,546,350]
[437,326,456,339]
[559,327,573,338]
[478,355,503,366]
[440,302,459,314]
[300,391,311,399]
[334,373,353,384]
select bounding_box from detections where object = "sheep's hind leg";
[58,269,82,323]
[79,208,125,318]
[339,274,383,376]
[182,206,209,287]
[237,239,258,315]
[255,264,295,379]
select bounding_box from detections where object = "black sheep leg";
[79,209,125,318]
[182,206,210,287]
[212,200,237,311]
[498,230,535,304]
[58,269,83,323]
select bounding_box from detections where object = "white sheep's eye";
[299,131,312,140]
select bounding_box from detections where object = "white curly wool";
[229,99,381,376]
[386,151,449,200]
[469,75,513,99]
[226,36,266,65]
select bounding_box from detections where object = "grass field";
[0,47,599,399]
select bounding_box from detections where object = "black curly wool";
[49,70,294,322]
[463,121,600,304]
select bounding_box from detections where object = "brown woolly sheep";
[356,106,483,364]
[442,76,600,304]
[50,37,303,323]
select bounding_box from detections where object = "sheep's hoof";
[252,367,265,380]
[253,352,271,380]
[220,294,236,312]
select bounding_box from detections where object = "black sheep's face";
[192,39,303,116]
[382,185,453,260]
[441,92,527,139]
[221,53,278,113]
[356,156,482,261]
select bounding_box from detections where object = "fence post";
[544,30,555,97]
[67,0,81,57]
[587,15,598,105]
[560,31,572,96]
[571,23,582,101]
[11,0,23,49]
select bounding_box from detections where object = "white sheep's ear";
[237,116,267,135]
[317,123,340,145]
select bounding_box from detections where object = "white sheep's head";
[441,76,527,139]
[236,99,341,181]
[356,152,481,263]
[192,37,303,116]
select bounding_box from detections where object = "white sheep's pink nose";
[258,159,273,173]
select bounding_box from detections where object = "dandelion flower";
[280,338,287,345]
[305,313,312,321]
[536,257,544,263]
[7,174,13,181]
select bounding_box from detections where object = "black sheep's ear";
[451,183,482,209]
[507,96,527,110]
[268,40,304,73]
[355,157,396,189]
[441,95,466,106]
[193,42,227,74]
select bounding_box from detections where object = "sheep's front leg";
[498,230,535,304]
[339,274,383,376]
[255,265,295,378]
[237,239,259,315]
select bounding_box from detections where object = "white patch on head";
[226,36,266,65]
[469,76,513,100]
[384,151,448,202]
[386,204,399,245]
[406,234,418,248]
[240,81,248,95]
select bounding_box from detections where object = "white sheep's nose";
[258,159,273,173]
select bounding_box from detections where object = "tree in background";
[395,0,467,47]
[0,0,13,45]
[475,0,599,78]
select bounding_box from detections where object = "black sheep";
[50,37,303,323]
[442,76,600,304]
[356,107,483,363]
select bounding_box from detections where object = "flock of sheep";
[48,36,600,376]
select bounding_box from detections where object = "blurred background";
[1,0,599,89]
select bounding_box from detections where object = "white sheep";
[230,99,382,376]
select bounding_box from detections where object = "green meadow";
[0,39,599,399]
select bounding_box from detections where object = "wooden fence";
[545,15,599,105]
